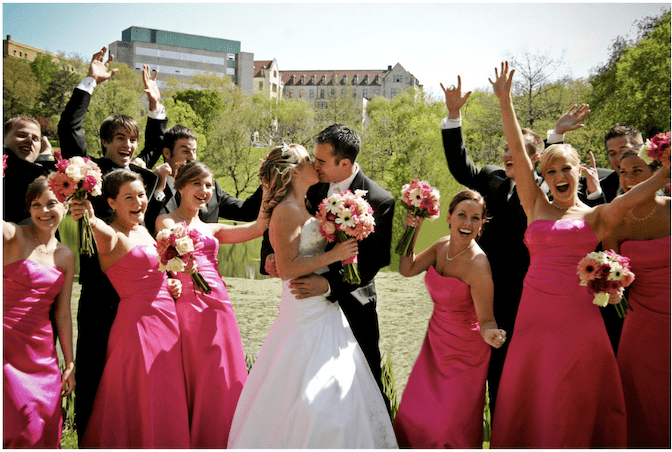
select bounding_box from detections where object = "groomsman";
[581,123,644,206]
[262,124,395,405]
[440,77,588,415]
[57,46,164,443]
[143,124,262,236]
[3,116,55,224]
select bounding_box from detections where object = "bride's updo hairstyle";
[174,161,213,192]
[259,144,307,215]
[103,169,144,201]
[540,144,581,176]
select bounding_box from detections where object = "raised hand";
[580,151,600,195]
[143,65,161,111]
[440,76,472,119]
[405,211,424,229]
[489,61,514,100]
[87,46,118,84]
[554,104,590,135]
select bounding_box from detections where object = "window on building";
[259,81,263,90]
[321,75,326,84]
[299,89,303,98]
[13,50,16,55]
[288,91,293,98]
[310,90,314,99]
[273,70,277,78]
[19,52,22,57]
[311,75,316,84]
[391,88,399,97]
[320,90,325,99]
[353,75,359,84]
[364,75,369,84]
[363,89,368,98]
[394,75,403,82]
[273,84,277,92]
[150,29,157,43]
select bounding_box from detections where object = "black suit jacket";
[144,180,263,236]
[260,170,395,386]
[580,169,619,207]
[2,148,56,224]
[443,126,534,335]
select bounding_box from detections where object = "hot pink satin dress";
[393,265,490,448]
[80,245,190,448]
[4,260,64,448]
[492,219,626,448]
[618,235,670,448]
[175,231,247,448]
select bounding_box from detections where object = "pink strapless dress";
[393,266,490,448]
[491,219,626,448]
[175,231,247,448]
[4,260,64,448]
[618,235,670,448]
[80,245,189,448]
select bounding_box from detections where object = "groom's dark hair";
[315,124,360,164]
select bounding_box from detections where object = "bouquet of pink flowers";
[577,250,635,318]
[395,179,441,257]
[46,150,103,256]
[315,189,376,285]
[638,131,671,165]
[155,222,211,294]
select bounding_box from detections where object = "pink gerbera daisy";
[48,172,77,202]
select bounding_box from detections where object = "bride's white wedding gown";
[228,218,398,448]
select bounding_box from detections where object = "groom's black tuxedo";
[443,126,543,413]
[261,169,395,393]
[57,86,161,442]
[309,171,395,391]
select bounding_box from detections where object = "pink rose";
[81,175,98,192]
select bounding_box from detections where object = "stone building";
[253,59,283,101]
[108,26,254,95]
[280,62,420,106]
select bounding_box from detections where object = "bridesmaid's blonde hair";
[540,144,581,175]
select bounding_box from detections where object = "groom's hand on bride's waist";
[289,274,331,299]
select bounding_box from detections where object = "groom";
[262,124,395,400]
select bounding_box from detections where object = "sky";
[2,2,669,98]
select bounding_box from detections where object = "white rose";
[174,236,195,256]
[165,257,186,274]
[156,229,171,242]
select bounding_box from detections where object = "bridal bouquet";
[316,189,375,285]
[155,222,211,294]
[395,179,441,257]
[638,131,671,165]
[46,150,103,256]
[577,250,635,318]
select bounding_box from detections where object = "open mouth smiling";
[458,228,472,237]
[556,182,569,193]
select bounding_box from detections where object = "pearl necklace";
[551,202,576,210]
[30,225,56,255]
[627,202,659,222]
[446,240,474,261]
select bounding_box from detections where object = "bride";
[228,144,398,448]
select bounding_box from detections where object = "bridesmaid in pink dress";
[489,62,670,447]
[393,189,506,448]
[71,169,189,448]
[155,162,268,448]
[603,149,671,448]
[3,177,76,448]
